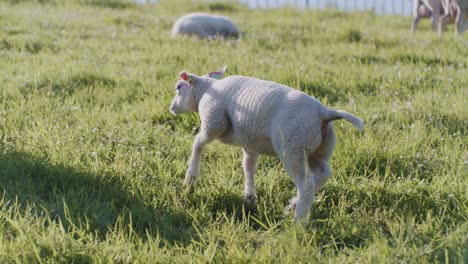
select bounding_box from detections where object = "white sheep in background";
[170,67,364,223]
[412,0,445,33]
[439,0,468,35]
[171,13,243,39]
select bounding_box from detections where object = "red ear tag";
[180,72,188,81]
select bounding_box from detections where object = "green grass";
[0,0,467,262]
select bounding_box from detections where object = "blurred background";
[133,0,414,15]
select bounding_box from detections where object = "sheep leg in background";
[184,132,213,186]
[439,14,451,34]
[242,149,258,209]
[455,4,466,35]
[431,8,441,31]
[439,12,452,34]
[411,16,421,33]
[414,0,442,32]
[428,0,443,31]
[412,0,429,33]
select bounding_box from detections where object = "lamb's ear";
[180,71,188,81]
[179,71,194,83]
[208,65,227,80]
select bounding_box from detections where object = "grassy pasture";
[0,0,467,262]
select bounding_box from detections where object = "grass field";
[0,0,467,262]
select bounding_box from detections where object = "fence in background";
[134,0,414,16]
[231,0,413,16]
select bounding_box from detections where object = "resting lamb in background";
[169,67,364,223]
[171,13,243,39]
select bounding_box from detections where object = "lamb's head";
[170,72,197,115]
[170,67,227,115]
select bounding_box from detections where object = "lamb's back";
[213,76,292,126]
[172,13,239,37]
[210,76,322,154]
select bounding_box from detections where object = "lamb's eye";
[176,85,181,90]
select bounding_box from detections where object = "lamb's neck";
[194,79,215,107]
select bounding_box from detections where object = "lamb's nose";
[170,106,176,115]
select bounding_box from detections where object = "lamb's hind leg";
[281,151,316,223]
[309,158,332,193]
[312,121,335,193]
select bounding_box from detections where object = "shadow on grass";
[0,38,58,54]
[391,54,463,69]
[351,150,445,183]
[21,73,117,99]
[0,149,192,244]
[385,111,466,136]
[183,187,267,227]
[347,55,387,65]
[315,184,462,223]
[3,147,460,252]
[80,0,135,9]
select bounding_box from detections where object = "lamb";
[411,0,445,33]
[439,0,467,35]
[171,13,243,39]
[169,67,364,223]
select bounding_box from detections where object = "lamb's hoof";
[283,203,296,216]
[183,174,197,186]
[183,177,197,193]
[244,194,257,210]
[292,217,308,225]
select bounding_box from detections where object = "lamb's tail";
[322,109,364,131]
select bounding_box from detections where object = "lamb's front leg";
[242,149,258,209]
[184,132,213,186]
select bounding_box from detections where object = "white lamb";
[169,67,364,223]
[171,13,243,39]
[411,0,445,33]
[439,0,468,35]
